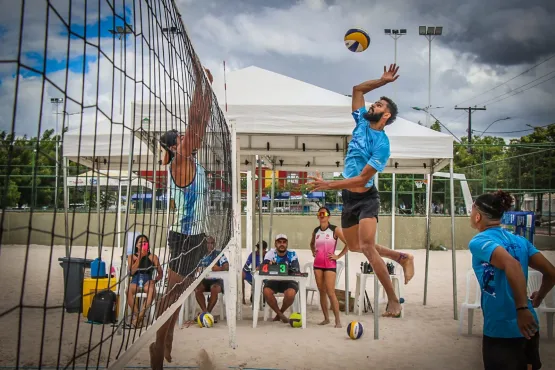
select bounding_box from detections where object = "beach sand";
[0,245,553,369]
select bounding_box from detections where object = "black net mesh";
[0,0,232,368]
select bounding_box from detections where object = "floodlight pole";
[419,26,443,127]
[51,97,64,210]
[384,28,406,101]
[109,24,133,115]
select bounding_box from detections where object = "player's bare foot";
[164,336,173,362]
[399,253,415,284]
[318,319,330,325]
[382,301,402,318]
[149,343,164,370]
[335,322,342,328]
[279,313,289,323]
[272,315,281,321]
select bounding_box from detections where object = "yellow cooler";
[82,278,120,318]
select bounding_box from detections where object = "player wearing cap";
[262,234,301,323]
[150,60,213,370]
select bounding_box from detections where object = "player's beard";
[363,110,384,123]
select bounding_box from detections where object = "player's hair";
[318,206,331,215]
[380,96,398,125]
[134,234,150,254]
[474,190,513,220]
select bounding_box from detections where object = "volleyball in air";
[197,312,215,328]
[347,321,364,339]
[289,312,302,328]
[344,28,370,53]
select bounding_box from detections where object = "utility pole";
[455,105,486,149]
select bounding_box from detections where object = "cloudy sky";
[177,0,555,141]
[0,0,553,142]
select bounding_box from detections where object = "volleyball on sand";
[347,321,364,339]
[197,312,215,328]
[344,28,371,52]
[289,312,302,328]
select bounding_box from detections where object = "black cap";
[160,129,178,151]
[256,241,268,249]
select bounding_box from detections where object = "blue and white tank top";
[169,159,208,236]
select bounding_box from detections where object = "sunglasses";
[317,211,329,218]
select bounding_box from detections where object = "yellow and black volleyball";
[344,28,370,53]
[347,321,364,339]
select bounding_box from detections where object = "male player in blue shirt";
[468,190,555,370]
[310,64,414,318]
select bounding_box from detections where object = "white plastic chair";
[303,261,345,305]
[458,268,481,335]
[527,270,555,339]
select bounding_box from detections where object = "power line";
[473,123,553,134]
[453,53,555,106]
[484,74,555,106]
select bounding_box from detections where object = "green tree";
[430,121,441,132]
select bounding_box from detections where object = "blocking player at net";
[150,59,213,370]
[309,64,414,318]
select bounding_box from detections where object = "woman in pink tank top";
[310,207,348,327]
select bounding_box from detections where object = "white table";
[354,272,404,317]
[252,272,308,329]
[180,270,230,326]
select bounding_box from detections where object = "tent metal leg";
[450,159,458,320]
[423,172,433,305]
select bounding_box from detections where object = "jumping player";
[309,64,414,317]
[149,60,213,370]
[469,190,555,370]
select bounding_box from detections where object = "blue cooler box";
[500,211,536,244]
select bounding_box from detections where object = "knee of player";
[211,284,221,294]
[263,287,274,296]
[284,288,297,298]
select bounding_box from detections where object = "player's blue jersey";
[343,106,390,188]
[263,249,300,272]
[198,249,228,269]
[469,226,539,338]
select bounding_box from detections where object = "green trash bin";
[58,257,93,313]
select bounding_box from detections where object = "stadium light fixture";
[419,26,444,127]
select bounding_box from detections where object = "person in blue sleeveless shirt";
[469,190,555,370]
[242,240,268,305]
[194,236,229,314]
[262,234,301,323]
[309,64,414,318]
[150,60,213,369]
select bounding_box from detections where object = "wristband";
[516,306,528,311]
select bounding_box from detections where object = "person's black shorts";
[264,280,299,294]
[200,278,224,294]
[167,231,208,278]
[341,186,379,229]
[482,333,541,370]
[313,267,337,273]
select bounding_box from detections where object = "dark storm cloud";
[409,0,555,66]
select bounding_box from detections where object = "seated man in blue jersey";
[194,236,229,315]
[242,240,268,304]
[262,234,301,323]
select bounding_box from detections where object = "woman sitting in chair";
[310,207,348,328]
[127,234,163,327]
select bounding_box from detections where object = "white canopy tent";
[212,65,459,322]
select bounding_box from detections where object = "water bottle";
[138,276,144,290]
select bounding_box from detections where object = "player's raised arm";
[179,60,213,159]
[351,64,400,112]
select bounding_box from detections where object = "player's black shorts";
[341,186,379,229]
[482,333,541,370]
[199,278,225,294]
[167,231,207,278]
[264,280,299,294]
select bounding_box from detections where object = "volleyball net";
[0,0,234,368]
